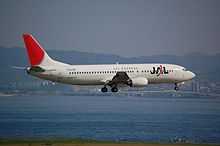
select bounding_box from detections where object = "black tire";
[101,87,108,92]
[127,79,132,87]
[174,86,179,91]
[111,87,118,92]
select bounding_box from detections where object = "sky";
[0,0,220,57]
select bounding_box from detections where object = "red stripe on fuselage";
[160,65,163,75]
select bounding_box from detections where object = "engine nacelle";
[131,77,148,87]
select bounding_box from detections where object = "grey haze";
[0,0,220,57]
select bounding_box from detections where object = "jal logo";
[150,65,169,76]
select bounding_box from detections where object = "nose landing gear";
[174,83,179,91]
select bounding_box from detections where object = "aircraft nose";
[189,71,196,79]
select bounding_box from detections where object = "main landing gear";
[111,86,118,92]
[101,86,118,93]
[101,86,108,92]
[174,83,179,91]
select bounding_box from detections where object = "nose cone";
[188,71,196,79]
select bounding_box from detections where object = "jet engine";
[131,77,148,87]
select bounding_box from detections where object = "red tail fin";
[23,34,45,66]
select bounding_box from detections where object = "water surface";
[0,94,219,144]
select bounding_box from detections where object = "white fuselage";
[22,33,196,92]
[30,63,195,86]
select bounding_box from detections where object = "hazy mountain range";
[0,47,220,85]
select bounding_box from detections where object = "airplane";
[22,33,195,92]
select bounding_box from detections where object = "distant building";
[192,80,200,92]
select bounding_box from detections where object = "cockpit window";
[182,68,186,71]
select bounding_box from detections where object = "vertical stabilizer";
[23,34,55,66]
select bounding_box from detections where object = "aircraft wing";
[107,72,132,87]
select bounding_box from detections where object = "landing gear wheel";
[111,87,118,92]
[127,79,132,87]
[174,86,179,91]
[101,87,108,92]
[174,83,179,91]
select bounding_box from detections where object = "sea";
[0,93,220,144]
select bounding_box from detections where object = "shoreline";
[0,138,218,146]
